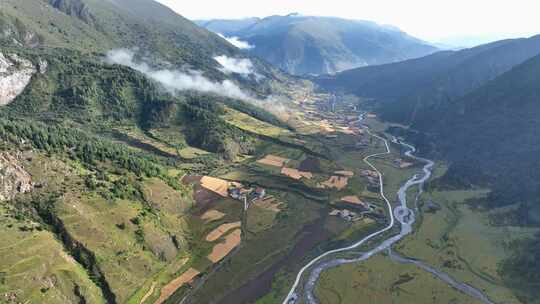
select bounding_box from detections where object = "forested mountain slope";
[0,1,301,303]
[0,0,296,94]
[1,0,235,68]
[411,53,540,303]
[317,34,540,125]
[433,53,540,215]
[0,37,298,301]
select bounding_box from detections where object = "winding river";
[283,121,495,304]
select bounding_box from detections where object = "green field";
[301,118,529,304]
[0,204,105,304]
[316,254,482,304]
[397,188,538,304]
[223,107,294,139]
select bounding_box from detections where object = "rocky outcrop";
[48,0,95,24]
[0,15,42,48]
[0,152,33,201]
[0,52,38,105]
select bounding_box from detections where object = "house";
[329,209,341,216]
[228,187,241,199]
[393,158,414,169]
[340,196,369,209]
[360,170,378,178]
[254,187,266,200]
[329,208,361,222]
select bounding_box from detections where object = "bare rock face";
[38,59,49,74]
[0,52,38,105]
[0,17,42,48]
[0,152,33,202]
[48,0,96,24]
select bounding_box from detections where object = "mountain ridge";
[426,54,540,302]
[197,14,438,75]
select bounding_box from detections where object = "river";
[283,121,495,304]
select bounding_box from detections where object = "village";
[329,194,382,223]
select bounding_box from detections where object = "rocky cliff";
[0,52,41,105]
[0,152,33,201]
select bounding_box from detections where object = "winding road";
[282,120,495,304]
[282,127,395,304]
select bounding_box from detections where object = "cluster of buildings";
[296,91,368,137]
[330,194,381,222]
[329,209,362,222]
[329,203,381,223]
[360,169,380,187]
[227,184,266,202]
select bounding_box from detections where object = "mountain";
[0,35,282,304]
[0,1,305,304]
[317,34,540,125]
[0,0,293,88]
[430,53,540,216]
[0,0,239,69]
[423,54,540,302]
[197,14,438,75]
[0,30,309,301]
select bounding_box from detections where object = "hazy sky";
[156,0,539,43]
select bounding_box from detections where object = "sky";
[156,0,540,45]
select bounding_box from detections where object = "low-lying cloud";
[105,49,293,125]
[214,55,254,75]
[106,49,250,100]
[218,33,254,50]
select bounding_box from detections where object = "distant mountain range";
[196,14,438,75]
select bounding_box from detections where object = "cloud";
[214,55,254,75]
[106,49,250,100]
[217,33,254,49]
[106,49,290,125]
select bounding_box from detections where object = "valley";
[0,50,532,303]
[0,1,539,304]
[153,91,519,304]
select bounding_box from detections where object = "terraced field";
[0,205,105,303]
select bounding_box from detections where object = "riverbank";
[283,120,498,304]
